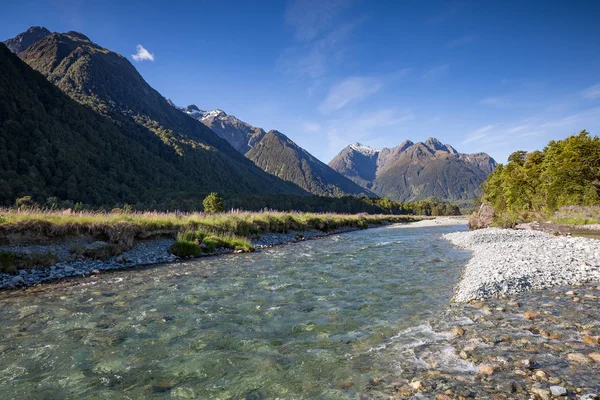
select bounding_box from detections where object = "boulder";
[468,203,495,230]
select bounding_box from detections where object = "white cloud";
[463,125,495,144]
[422,64,449,80]
[583,83,600,99]
[132,45,154,62]
[319,76,383,114]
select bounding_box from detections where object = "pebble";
[567,353,592,363]
[550,385,567,397]
[530,387,552,399]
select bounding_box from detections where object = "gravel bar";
[444,228,600,302]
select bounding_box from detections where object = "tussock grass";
[0,209,418,242]
[169,228,254,257]
[0,209,419,259]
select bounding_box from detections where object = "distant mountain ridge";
[175,104,267,154]
[173,103,372,197]
[329,138,497,202]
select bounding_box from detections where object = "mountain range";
[2,26,497,208]
[173,103,371,197]
[329,139,497,202]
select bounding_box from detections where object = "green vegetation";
[480,131,600,226]
[203,193,224,213]
[0,209,420,244]
[0,252,59,274]
[549,206,600,226]
[169,229,254,257]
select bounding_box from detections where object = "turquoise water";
[0,224,470,399]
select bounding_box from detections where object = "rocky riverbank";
[363,227,600,399]
[365,283,600,399]
[444,228,600,302]
[0,225,374,290]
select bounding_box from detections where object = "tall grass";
[0,209,418,237]
[0,209,420,263]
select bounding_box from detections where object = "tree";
[203,192,224,213]
[15,195,36,209]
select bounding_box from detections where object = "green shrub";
[169,241,202,258]
[15,196,36,209]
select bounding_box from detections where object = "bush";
[15,196,36,209]
[203,192,224,213]
[169,241,202,258]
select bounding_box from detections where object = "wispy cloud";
[583,83,600,99]
[463,125,495,144]
[422,64,449,80]
[285,0,352,42]
[318,76,382,114]
[446,35,476,48]
[302,121,321,133]
[479,95,539,109]
[480,96,508,106]
[132,45,154,62]
[278,0,362,83]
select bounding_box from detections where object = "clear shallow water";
[0,224,470,399]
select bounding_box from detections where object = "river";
[0,224,470,399]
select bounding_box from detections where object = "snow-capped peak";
[200,109,226,120]
[349,142,379,156]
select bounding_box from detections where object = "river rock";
[530,387,552,400]
[550,386,567,397]
[567,353,592,363]
[10,275,24,285]
[409,380,423,390]
[477,364,497,375]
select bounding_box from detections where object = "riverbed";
[0,224,470,399]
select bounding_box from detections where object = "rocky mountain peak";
[200,109,226,120]
[349,142,379,156]
[3,26,51,54]
[185,104,201,113]
[424,137,448,152]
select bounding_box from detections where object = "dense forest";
[479,130,600,223]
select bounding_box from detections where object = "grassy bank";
[0,210,420,260]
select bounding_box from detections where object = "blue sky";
[3,0,600,163]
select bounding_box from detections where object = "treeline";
[226,195,461,215]
[481,130,600,220]
[11,194,461,216]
